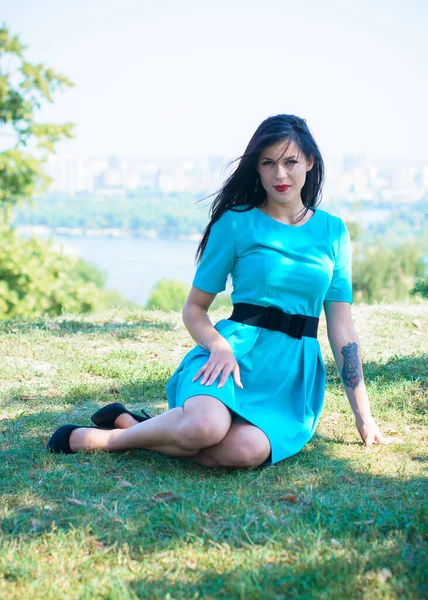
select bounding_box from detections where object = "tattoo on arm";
[341,342,362,389]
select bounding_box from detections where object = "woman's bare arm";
[181,286,227,351]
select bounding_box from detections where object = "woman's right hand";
[192,338,243,389]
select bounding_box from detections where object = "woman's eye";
[262,160,297,166]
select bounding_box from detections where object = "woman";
[47,113,387,467]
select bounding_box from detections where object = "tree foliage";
[145,279,232,312]
[352,240,426,304]
[0,24,74,214]
[13,192,211,237]
[409,277,428,300]
[0,223,124,318]
[0,26,137,318]
[145,279,190,312]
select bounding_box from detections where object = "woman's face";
[256,139,314,205]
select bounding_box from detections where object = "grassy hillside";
[0,302,427,599]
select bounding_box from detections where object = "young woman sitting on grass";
[47,113,387,467]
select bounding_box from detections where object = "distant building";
[45,154,428,201]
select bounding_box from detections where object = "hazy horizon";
[3,0,427,162]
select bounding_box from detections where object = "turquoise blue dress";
[165,205,353,464]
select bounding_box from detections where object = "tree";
[345,219,364,243]
[352,241,426,304]
[409,278,428,300]
[0,224,105,317]
[0,24,74,220]
[145,279,190,311]
[0,25,135,318]
[145,278,233,312]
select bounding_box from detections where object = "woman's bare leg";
[110,413,271,469]
[69,395,232,457]
[114,413,140,429]
[191,422,271,469]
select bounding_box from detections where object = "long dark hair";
[195,114,325,265]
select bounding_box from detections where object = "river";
[20,230,428,308]
[38,233,201,307]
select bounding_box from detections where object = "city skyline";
[45,152,428,203]
[2,0,427,162]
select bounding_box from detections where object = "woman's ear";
[306,155,315,172]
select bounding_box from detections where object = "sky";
[2,0,428,161]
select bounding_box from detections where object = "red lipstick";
[274,185,291,192]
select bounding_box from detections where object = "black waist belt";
[227,303,319,340]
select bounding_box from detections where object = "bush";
[0,224,132,318]
[145,279,190,311]
[145,279,233,312]
[409,277,428,300]
[352,241,426,303]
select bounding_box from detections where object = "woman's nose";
[275,164,290,180]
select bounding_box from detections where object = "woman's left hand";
[355,417,390,447]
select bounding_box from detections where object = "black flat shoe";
[47,424,96,454]
[90,402,152,429]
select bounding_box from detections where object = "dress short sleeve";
[324,217,353,304]
[192,210,237,294]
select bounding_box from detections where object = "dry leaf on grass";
[278,494,298,503]
[384,436,404,444]
[66,498,87,507]
[342,476,356,484]
[411,455,427,462]
[117,480,133,488]
[151,491,180,503]
[109,387,120,395]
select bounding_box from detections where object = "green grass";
[0,302,427,600]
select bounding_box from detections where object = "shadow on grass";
[2,351,427,414]
[323,353,428,386]
[0,316,175,338]
[363,354,428,384]
[1,409,427,532]
[1,342,427,597]
[127,540,427,599]
[2,369,172,410]
[0,399,427,598]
